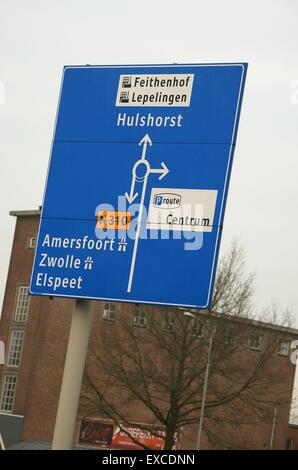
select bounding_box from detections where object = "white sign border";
[29,63,246,309]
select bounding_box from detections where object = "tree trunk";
[164,426,176,450]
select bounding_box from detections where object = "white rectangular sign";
[116,74,194,107]
[146,188,218,232]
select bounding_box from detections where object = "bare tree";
[80,242,294,450]
[289,393,298,424]
[211,240,255,317]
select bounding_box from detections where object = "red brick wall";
[287,424,298,450]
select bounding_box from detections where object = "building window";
[163,314,176,332]
[285,437,294,450]
[14,285,30,322]
[0,375,17,413]
[28,235,37,249]
[102,303,116,322]
[193,321,204,338]
[277,339,290,356]
[249,333,263,351]
[223,327,234,344]
[7,330,25,367]
[133,309,147,328]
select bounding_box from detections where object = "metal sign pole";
[51,299,94,450]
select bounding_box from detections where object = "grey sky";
[0,0,298,325]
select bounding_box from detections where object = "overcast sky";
[0,0,297,328]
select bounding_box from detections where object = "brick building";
[286,424,298,450]
[0,210,297,450]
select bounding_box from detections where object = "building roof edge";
[9,209,41,217]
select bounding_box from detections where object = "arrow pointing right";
[150,162,169,180]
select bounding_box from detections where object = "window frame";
[193,320,204,338]
[0,374,18,413]
[14,285,30,323]
[277,339,290,357]
[223,326,234,344]
[248,333,263,351]
[163,314,176,332]
[7,329,25,368]
[132,309,147,328]
[102,303,116,322]
[28,235,37,249]
[285,437,294,450]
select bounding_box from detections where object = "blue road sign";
[30,63,247,308]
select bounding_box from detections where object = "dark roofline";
[184,309,298,336]
[9,209,41,217]
[289,422,298,429]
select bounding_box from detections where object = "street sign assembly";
[30,63,247,308]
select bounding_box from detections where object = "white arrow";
[139,134,152,160]
[150,162,169,180]
[125,183,139,204]
[125,134,170,293]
